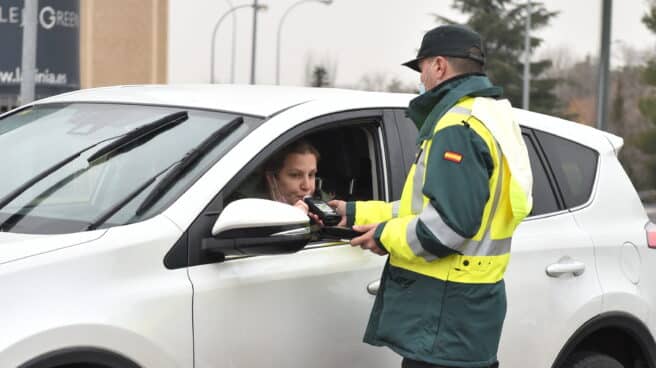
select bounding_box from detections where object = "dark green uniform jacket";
[346,74,533,367]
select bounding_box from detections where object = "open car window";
[227,124,383,206]
[180,113,389,268]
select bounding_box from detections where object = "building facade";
[0,0,168,112]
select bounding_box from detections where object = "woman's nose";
[300,176,310,189]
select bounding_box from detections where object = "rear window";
[535,130,599,209]
[522,133,559,216]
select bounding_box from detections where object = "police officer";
[330,25,533,368]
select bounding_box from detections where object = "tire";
[561,351,624,368]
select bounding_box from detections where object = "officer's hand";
[351,224,387,256]
[327,200,347,227]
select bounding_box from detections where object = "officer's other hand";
[328,199,347,227]
[351,224,387,256]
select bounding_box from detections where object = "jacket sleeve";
[345,200,399,227]
[374,124,494,262]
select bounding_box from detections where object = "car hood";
[0,230,107,265]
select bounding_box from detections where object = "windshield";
[0,103,261,234]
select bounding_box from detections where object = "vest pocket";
[376,265,445,356]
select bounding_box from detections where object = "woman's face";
[270,152,317,205]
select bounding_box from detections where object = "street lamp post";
[225,0,237,84]
[522,0,531,110]
[250,0,260,85]
[211,3,267,84]
[20,0,38,104]
[248,0,268,84]
[596,0,612,131]
[276,0,333,85]
[211,4,251,84]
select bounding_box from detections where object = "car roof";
[514,108,620,154]
[34,84,618,153]
[36,84,416,117]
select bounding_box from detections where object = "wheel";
[561,351,624,368]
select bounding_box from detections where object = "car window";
[226,124,383,206]
[181,115,387,268]
[0,103,262,234]
[393,109,420,174]
[522,133,560,216]
[534,130,599,209]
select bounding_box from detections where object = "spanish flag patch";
[443,151,463,164]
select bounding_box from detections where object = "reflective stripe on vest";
[406,217,438,261]
[391,200,400,217]
[411,147,426,213]
[406,107,510,259]
[457,137,510,256]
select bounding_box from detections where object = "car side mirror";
[202,198,311,257]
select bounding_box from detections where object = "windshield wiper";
[135,116,244,216]
[0,111,188,213]
[86,116,243,230]
[86,111,188,163]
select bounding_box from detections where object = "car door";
[187,110,402,368]
[498,129,603,367]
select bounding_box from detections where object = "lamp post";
[211,4,250,83]
[596,0,612,131]
[211,3,267,84]
[225,0,237,84]
[20,0,38,104]
[276,0,333,85]
[248,0,268,84]
[522,0,531,110]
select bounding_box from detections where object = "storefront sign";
[0,0,80,97]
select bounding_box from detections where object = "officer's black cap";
[402,24,485,72]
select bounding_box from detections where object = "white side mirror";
[212,198,308,236]
[205,199,312,257]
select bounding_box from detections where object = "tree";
[644,1,656,32]
[385,77,418,93]
[437,0,561,115]
[310,66,329,87]
[304,53,337,88]
[635,1,656,189]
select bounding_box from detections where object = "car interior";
[226,123,382,206]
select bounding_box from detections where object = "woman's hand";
[293,200,323,225]
[327,200,347,226]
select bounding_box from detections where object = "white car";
[0,85,654,368]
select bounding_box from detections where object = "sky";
[168,0,656,88]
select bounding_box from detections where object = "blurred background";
[0,0,655,216]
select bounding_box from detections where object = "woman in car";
[263,140,321,218]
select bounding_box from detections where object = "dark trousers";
[401,358,499,368]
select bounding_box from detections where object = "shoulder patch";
[443,151,463,164]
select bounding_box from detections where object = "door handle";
[546,257,585,277]
[367,280,380,295]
